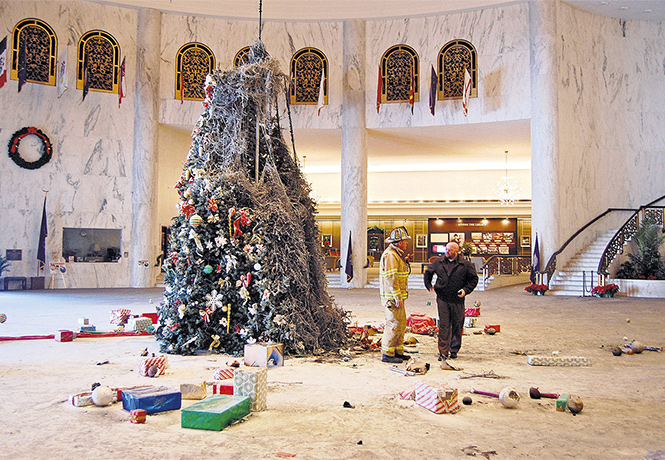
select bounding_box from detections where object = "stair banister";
[541,208,635,285]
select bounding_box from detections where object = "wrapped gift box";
[55,330,74,342]
[463,317,477,328]
[528,356,592,367]
[484,324,501,333]
[138,356,169,376]
[122,386,181,414]
[110,309,131,324]
[556,394,571,412]
[130,409,147,423]
[414,381,460,414]
[78,317,89,325]
[180,382,207,400]
[465,307,480,317]
[141,312,158,324]
[127,317,152,332]
[212,367,235,380]
[399,388,415,401]
[181,395,251,431]
[234,367,267,411]
[210,381,234,395]
[244,342,284,367]
[79,325,96,333]
[70,391,93,407]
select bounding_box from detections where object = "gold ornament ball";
[567,396,584,414]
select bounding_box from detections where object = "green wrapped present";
[181,395,251,431]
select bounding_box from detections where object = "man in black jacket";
[424,241,478,370]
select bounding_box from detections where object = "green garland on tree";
[155,41,348,356]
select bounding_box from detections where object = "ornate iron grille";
[11,18,57,86]
[439,39,477,100]
[442,46,470,98]
[182,48,210,100]
[85,37,114,91]
[234,47,250,66]
[21,26,50,83]
[290,48,326,105]
[385,50,413,102]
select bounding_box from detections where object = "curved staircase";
[549,230,617,296]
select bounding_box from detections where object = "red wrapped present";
[138,356,168,376]
[130,409,147,423]
[465,307,480,317]
[414,381,460,414]
[406,314,438,335]
[141,313,158,324]
[484,324,500,333]
[212,367,235,380]
[210,381,234,395]
[55,330,74,342]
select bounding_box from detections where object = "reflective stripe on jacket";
[379,244,410,306]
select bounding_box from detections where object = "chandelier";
[494,150,519,206]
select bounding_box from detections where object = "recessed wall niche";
[62,227,122,262]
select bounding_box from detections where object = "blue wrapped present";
[122,386,181,414]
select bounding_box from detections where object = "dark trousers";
[436,297,465,357]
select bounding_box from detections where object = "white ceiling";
[69,0,665,21]
[77,0,665,171]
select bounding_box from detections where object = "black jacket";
[424,255,479,303]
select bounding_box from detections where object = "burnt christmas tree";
[156,41,348,356]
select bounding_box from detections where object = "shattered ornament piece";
[91,385,115,406]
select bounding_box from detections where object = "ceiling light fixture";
[494,150,519,206]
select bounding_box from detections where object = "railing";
[541,193,665,286]
[480,255,532,289]
[541,208,635,284]
[598,205,665,277]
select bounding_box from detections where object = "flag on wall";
[530,233,540,284]
[345,232,354,283]
[180,72,184,104]
[37,195,48,273]
[57,46,68,98]
[17,36,27,92]
[409,65,414,114]
[462,67,471,117]
[376,65,382,114]
[317,70,325,115]
[118,56,126,107]
[0,36,7,89]
[429,64,437,116]
[82,52,90,101]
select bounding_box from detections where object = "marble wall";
[0,1,138,287]
[554,3,665,261]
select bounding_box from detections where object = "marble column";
[340,19,368,288]
[529,0,560,279]
[130,8,161,287]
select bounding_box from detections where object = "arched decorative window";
[289,47,327,105]
[10,18,57,86]
[234,46,251,67]
[438,39,477,100]
[175,42,215,101]
[76,30,120,93]
[379,44,419,104]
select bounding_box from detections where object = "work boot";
[450,351,458,359]
[382,354,403,363]
[395,353,410,360]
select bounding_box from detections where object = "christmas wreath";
[8,126,53,170]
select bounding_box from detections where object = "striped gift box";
[110,309,131,324]
[212,367,235,381]
[414,381,460,414]
[138,355,169,376]
[399,388,414,400]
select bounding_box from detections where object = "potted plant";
[525,283,548,295]
[592,283,619,298]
